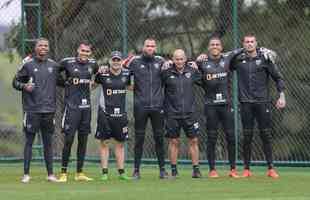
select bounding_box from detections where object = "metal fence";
[1,0,310,166]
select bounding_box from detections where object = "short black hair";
[242,33,257,42]
[208,36,222,46]
[79,40,92,49]
[35,37,49,46]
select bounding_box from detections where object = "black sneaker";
[159,170,169,179]
[132,171,140,180]
[171,170,179,178]
[192,169,202,178]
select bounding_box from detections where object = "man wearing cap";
[95,51,132,181]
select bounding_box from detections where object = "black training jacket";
[161,64,201,117]
[127,54,165,110]
[198,48,243,105]
[12,56,58,113]
[58,57,98,109]
[231,50,285,103]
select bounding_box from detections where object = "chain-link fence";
[1,0,310,166]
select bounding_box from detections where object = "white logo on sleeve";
[193,122,199,130]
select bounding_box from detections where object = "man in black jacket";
[232,34,286,178]
[197,37,243,178]
[57,41,98,182]
[12,38,58,183]
[126,38,168,179]
[162,49,202,178]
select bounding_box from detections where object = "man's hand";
[275,92,286,109]
[196,53,208,62]
[260,47,277,64]
[127,85,134,91]
[23,83,34,92]
[98,65,109,74]
[188,61,198,70]
[161,60,173,70]
[122,53,135,68]
[90,80,98,90]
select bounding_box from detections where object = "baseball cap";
[111,51,122,59]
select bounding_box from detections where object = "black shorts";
[62,107,91,135]
[23,112,55,134]
[205,104,234,132]
[95,108,128,142]
[165,114,199,139]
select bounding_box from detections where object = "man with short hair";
[162,49,202,178]
[13,38,58,183]
[95,51,131,181]
[57,41,98,182]
[231,34,286,178]
[125,38,168,179]
[197,37,243,178]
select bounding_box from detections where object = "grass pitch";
[0,163,309,200]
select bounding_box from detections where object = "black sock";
[171,164,177,171]
[134,167,139,173]
[193,165,199,172]
[118,169,125,175]
[160,166,166,172]
[61,167,67,173]
[77,134,88,173]
[102,168,108,175]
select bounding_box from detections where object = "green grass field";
[0,163,309,200]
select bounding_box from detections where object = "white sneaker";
[47,174,59,182]
[21,175,31,183]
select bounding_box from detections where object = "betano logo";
[206,72,227,80]
[107,89,126,96]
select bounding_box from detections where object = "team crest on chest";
[34,68,38,72]
[140,64,145,69]
[74,68,79,72]
[121,77,127,83]
[48,67,53,73]
[106,78,112,84]
[256,59,262,66]
[154,63,159,69]
[88,67,93,74]
[185,72,191,78]
[220,60,225,68]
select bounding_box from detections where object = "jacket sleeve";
[193,69,202,86]
[224,48,244,71]
[266,61,285,93]
[12,64,29,91]
[56,60,67,87]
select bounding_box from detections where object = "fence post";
[122,0,128,57]
[121,0,129,162]
[232,0,240,163]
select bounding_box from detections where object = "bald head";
[173,49,187,70]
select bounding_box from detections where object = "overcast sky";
[0,0,21,26]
